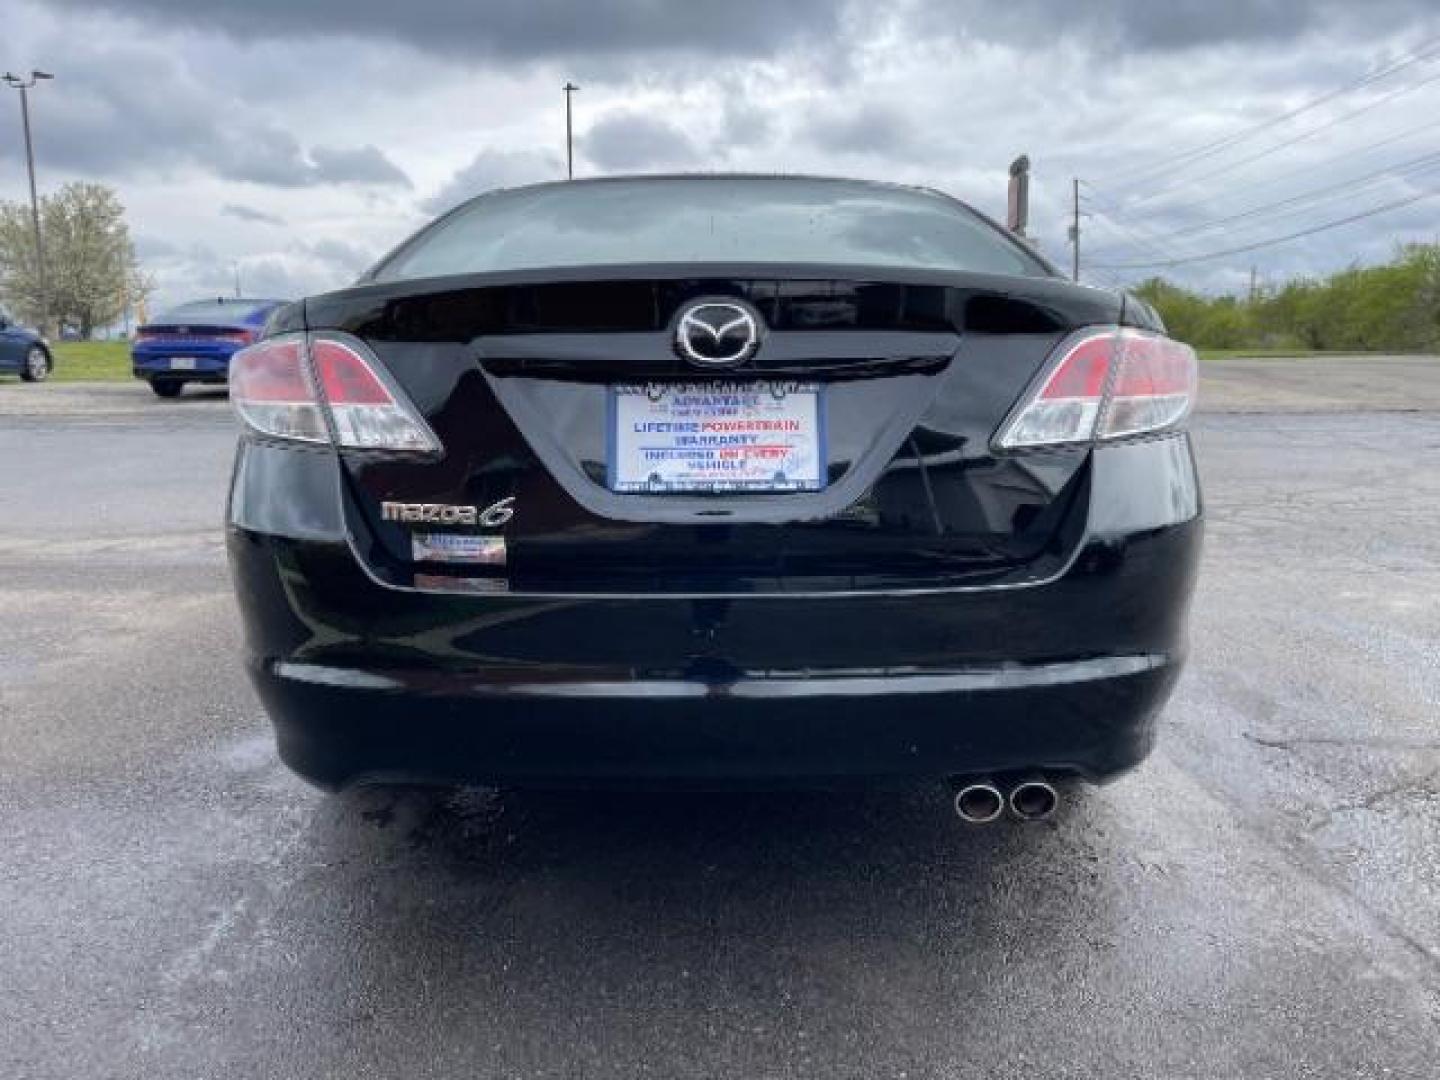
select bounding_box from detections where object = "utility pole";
[1248,265,1258,303]
[234,262,242,299]
[1069,177,1081,282]
[3,70,55,335]
[563,81,579,180]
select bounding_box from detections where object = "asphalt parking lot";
[2,359,1438,1079]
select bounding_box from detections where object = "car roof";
[457,171,961,207]
[168,297,285,308]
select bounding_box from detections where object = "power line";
[1086,206,1187,265]
[1116,65,1440,209]
[1082,184,1207,263]
[1144,147,1440,241]
[1083,91,1440,272]
[1104,34,1440,190]
[1089,184,1440,270]
[1179,114,1440,210]
[1085,265,1127,290]
[1076,186,1175,279]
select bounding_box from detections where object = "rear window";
[155,300,277,324]
[371,177,1051,282]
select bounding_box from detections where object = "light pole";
[1069,176,1081,283]
[3,69,54,335]
[563,81,579,180]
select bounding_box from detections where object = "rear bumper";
[251,651,1179,789]
[227,435,1202,790]
[132,347,234,381]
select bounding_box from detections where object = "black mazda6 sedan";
[226,174,1202,821]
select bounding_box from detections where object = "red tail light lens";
[1101,333,1198,439]
[996,327,1197,449]
[310,337,439,451]
[134,328,255,343]
[229,333,439,452]
[312,339,393,405]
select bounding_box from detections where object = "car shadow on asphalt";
[160,388,230,403]
[275,784,1121,1055]
[322,783,1087,886]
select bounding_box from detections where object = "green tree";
[1130,244,1440,353]
[0,182,142,338]
[1130,278,1210,342]
[1387,245,1440,351]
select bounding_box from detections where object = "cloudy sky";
[3,0,1440,314]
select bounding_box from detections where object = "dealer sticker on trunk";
[411,533,507,566]
[608,381,825,493]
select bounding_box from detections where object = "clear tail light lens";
[229,333,438,452]
[996,327,1197,450]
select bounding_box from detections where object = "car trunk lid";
[304,268,1121,594]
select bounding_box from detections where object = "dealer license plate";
[608,381,825,493]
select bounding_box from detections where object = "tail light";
[230,332,439,453]
[995,327,1197,450]
[133,328,254,343]
[228,335,328,444]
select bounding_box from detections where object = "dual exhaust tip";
[953,778,1058,824]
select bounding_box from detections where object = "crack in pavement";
[1244,732,1440,752]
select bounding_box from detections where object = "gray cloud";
[422,148,566,213]
[15,0,1440,304]
[150,239,375,309]
[918,0,1435,52]
[231,256,320,301]
[1118,0,1432,51]
[133,234,180,258]
[0,41,410,189]
[719,97,775,150]
[221,204,286,226]
[305,238,378,277]
[310,145,412,188]
[44,0,1440,65]
[45,0,849,61]
[215,128,315,187]
[0,59,311,185]
[582,113,699,172]
[808,104,918,157]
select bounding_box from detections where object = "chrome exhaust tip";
[953,782,1005,824]
[1008,779,1059,821]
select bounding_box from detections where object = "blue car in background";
[0,313,52,382]
[132,298,287,397]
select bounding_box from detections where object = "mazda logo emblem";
[674,301,761,368]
